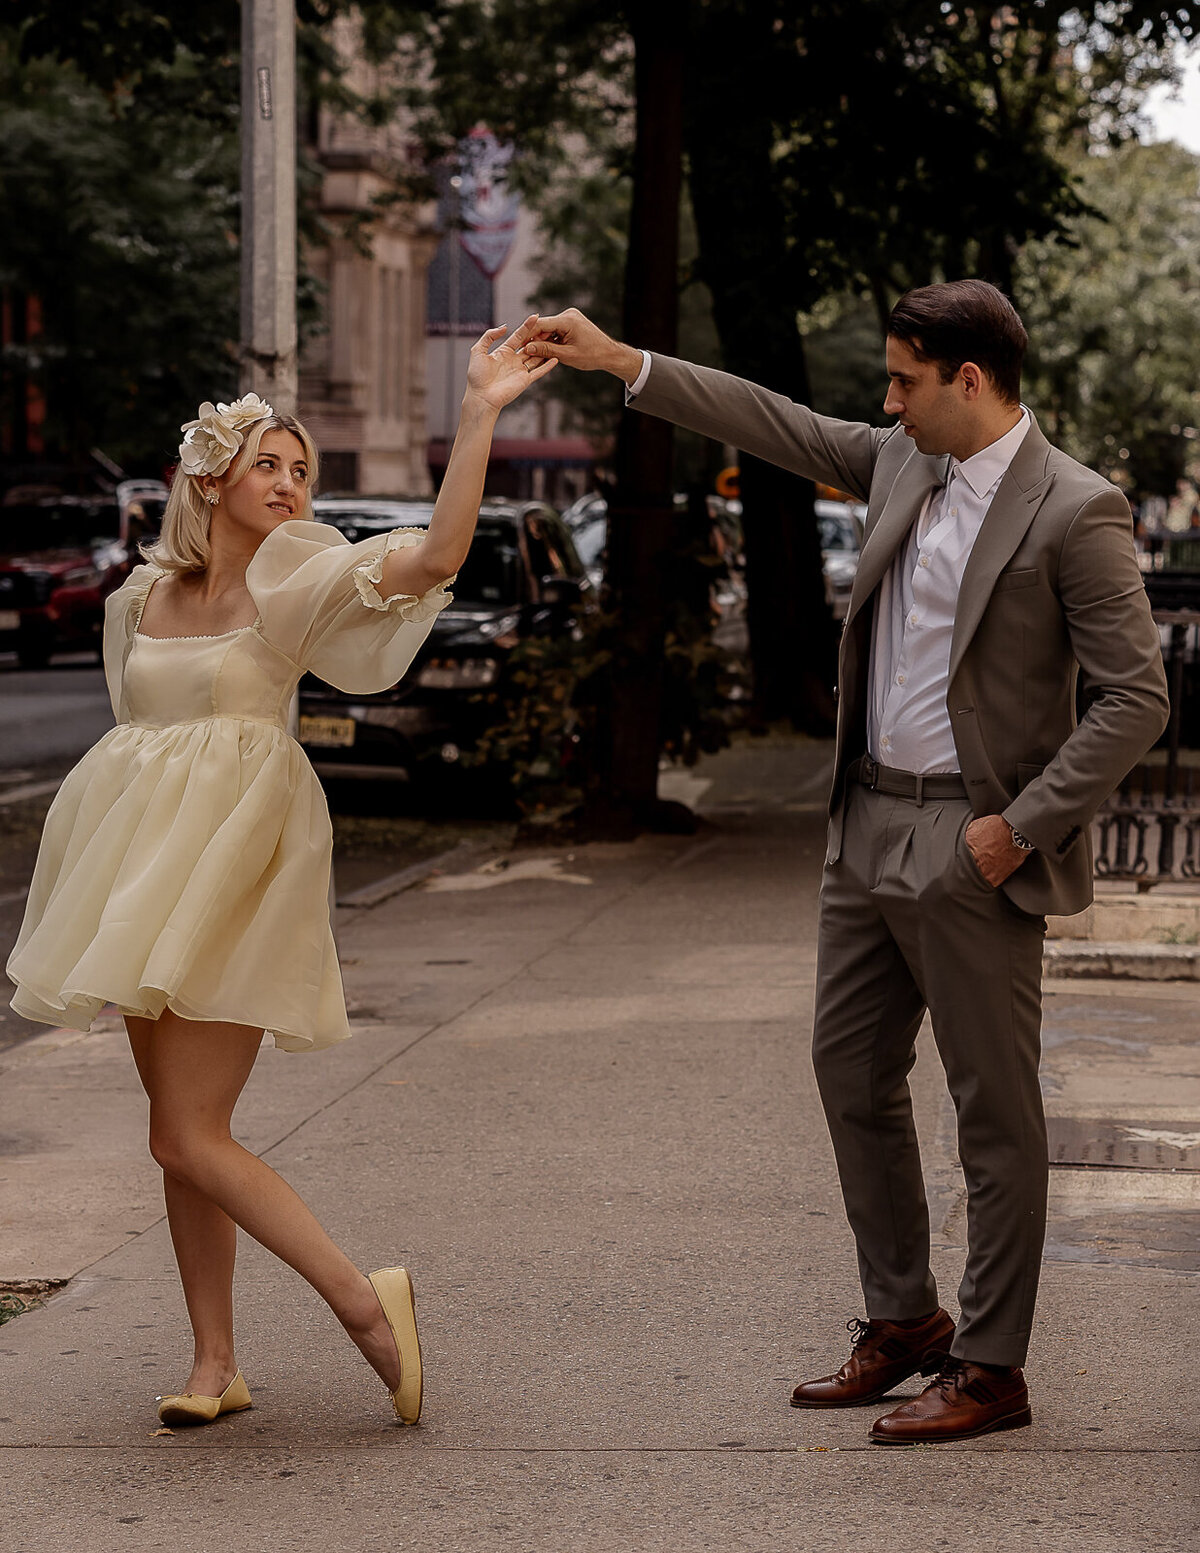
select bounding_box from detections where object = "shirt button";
[919,555,930,567]
[909,612,919,625]
[896,674,905,686]
[951,506,959,517]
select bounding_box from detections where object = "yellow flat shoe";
[368,1266,423,1424]
[156,1369,252,1426]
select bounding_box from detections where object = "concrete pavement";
[1,734,1196,1551]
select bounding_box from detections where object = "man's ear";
[959,361,985,400]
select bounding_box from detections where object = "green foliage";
[348,0,632,175]
[798,292,891,426]
[0,36,241,469]
[1017,139,1200,496]
[463,515,737,813]
[1,3,403,471]
[0,1288,46,1324]
[461,601,610,816]
[11,0,240,116]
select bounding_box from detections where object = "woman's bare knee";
[148,1123,228,1187]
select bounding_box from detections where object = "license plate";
[0,610,18,631]
[299,714,356,748]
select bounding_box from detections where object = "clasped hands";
[517,308,644,383]
[466,309,639,411]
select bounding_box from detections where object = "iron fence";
[1094,604,1200,889]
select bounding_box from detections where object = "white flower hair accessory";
[178,392,275,478]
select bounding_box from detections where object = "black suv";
[298,495,591,781]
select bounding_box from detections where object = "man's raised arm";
[526,308,884,503]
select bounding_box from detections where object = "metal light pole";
[442,173,462,465]
[240,0,298,413]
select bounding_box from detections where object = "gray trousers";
[812,781,1049,1368]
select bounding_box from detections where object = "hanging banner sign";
[458,127,521,279]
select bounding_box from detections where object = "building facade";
[298,35,438,496]
[301,29,598,505]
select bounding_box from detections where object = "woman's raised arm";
[375,316,555,602]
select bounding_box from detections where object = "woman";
[6,318,555,1426]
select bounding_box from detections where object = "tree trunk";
[593,0,693,830]
[683,6,837,732]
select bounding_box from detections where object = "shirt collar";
[949,407,1030,500]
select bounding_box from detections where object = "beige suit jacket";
[633,354,1170,916]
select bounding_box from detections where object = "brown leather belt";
[847,755,967,803]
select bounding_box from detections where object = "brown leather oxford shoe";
[790,1308,956,1409]
[869,1357,1032,1443]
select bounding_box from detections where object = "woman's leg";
[127,1009,402,1394]
[128,1015,240,1397]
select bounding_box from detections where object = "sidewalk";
[1,734,1196,1552]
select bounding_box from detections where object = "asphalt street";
[0,657,114,772]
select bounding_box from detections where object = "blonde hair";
[144,414,321,573]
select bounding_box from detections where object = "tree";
[1017,138,1200,496]
[683,2,834,731]
[0,37,241,469]
[601,1,693,828]
[2,1,391,470]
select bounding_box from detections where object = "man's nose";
[883,389,902,417]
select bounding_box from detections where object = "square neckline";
[133,572,262,641]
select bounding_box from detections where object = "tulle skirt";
[7,718,350,1053]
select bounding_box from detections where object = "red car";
[0,482,165,668]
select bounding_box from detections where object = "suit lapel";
[947,415,1056,682]
[845,449,948,626]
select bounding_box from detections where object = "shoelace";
[930,1356,969,1395]
[929,1356,1002,1404]
[846,1317,874,1351]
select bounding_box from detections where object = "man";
[527,282,1169,1443]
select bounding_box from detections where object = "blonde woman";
[7,319,554,1426]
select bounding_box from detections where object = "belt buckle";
[861,756,879,790]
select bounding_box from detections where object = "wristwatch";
[1008,824,1036,852]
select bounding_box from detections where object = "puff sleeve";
[245,520,454,694]
[103,563,164,722]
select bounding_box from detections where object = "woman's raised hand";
[464,316,557,412]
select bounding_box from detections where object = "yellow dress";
[6,520,451,1053]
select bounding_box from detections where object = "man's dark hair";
[887,280,1027,405]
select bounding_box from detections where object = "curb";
[1044,940,1200,981]
[335,840,495,909]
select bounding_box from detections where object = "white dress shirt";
[867,410,1030,772]
[625,350,653,400]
